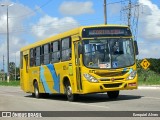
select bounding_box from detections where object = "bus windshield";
[83,38,135,69]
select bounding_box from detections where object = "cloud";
[138,41,160,59]
[31,15,79,40]
[137,0,160,59]
[138,0,160,41]
[107,3,122,23]
[108,3,121,17]
[59,1,94,16]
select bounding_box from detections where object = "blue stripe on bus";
[129,68,133,74]
[47,64,60,93]
[40,66,51,93]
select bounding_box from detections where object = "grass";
[138,69,160,85]
[0,80,20,86]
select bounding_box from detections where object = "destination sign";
[82,27,132,38]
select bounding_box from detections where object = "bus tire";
[107,91,119,99]
[42,93,50,98]
[34,81,41,98]
[31,93,35,97]
[65,82,76,102]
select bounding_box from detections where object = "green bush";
[0,81,20,86]
[137,68,160,85]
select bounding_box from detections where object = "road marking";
[70,102,109,109]
[142,96,160,100]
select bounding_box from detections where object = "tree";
[148,58,160,74]
[9,62,20,80]
[137,58,160,74]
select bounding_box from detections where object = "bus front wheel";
[65,82,76,102]
[107,91,119,99]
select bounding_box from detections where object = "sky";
[0,0,160,71]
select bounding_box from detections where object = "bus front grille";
[100,78,124,81]
[95,71,128,77]
[103,83,122,88]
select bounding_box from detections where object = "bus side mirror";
[134,41,139,55]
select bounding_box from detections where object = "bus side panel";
[28,64,63,94]
[48,62,73,94]
[55,62,66,94]
[28,67,43,93]
[38,65,58,94]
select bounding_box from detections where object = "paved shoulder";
[138,85,160,90]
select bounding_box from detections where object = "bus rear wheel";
[65,82,76,102]
[34,81,41,98]
[107,91,119,99]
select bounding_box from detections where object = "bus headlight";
[127,71,137,80]
[83,73,98,83]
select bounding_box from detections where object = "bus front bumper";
[81,79,138,94]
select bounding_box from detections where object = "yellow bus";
[20,24,139,101]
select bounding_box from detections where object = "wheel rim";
[34,82,39,98]
[35,87,38,96]
[67,86,72,97]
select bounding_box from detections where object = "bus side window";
[61,37,71,61]
[35,46,41,66]
[51,40,60,63]
[43,44,50,65]
[30,49,35,67]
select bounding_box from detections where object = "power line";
[0,0,132,34]
[121,0,140,41]
[8,0,53,19]
[0,0,158,39]
[107,0,129,5]
[0,16,123,34]
[7,0,129,20]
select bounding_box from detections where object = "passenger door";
[74,41,82,91]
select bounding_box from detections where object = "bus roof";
[20,24,129,51]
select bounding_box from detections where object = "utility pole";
[2,55,5,81]
[121,0,139,40]
[15,52,16,80]
[104,0,107,24]
[3,55,4,72]
[1,3,14,82]
[6,5,10,82]
[128,0,131,28]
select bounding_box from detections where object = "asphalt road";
[0,86,160,120]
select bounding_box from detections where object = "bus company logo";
[2,112,11,117]
[111,78,115,82]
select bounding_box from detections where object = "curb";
[138,86,160,90]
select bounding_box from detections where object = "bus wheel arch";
[33,79,37,86]
[63,77,76,102]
